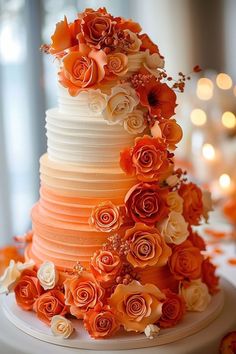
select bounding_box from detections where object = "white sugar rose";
[159,211,189,245]
[167,191,184,213]
[0,259,35,294]
[87,89,107,115]
[202,190,213,222]
[124,29,142,53]
[37,261,58,290]
[104,85,139,124]
[144,324,160,339]
[180,279,211,312]
[124,109,146,134]
[51,315,74,339]
[144,50,165,77]
[166,174,180,187]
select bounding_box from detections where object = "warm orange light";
[219,174,231,189]
[196,78,213,100]
[216,73,232,90]
[190,109,207,126]
[202,143,215,160]
[221,111,236,129]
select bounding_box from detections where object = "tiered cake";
[1,7,220,342]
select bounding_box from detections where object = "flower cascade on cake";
[1,7,219,340]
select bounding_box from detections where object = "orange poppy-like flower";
[158,119,183,150]
[108,280,165,332]
[158,289,186,328]
[169,240,204,280]
[105,52,128,79]
[188,227,206,251]
[84,304,120,339]
[90,250,122,288]
[64,272,104,319]
[135,76,177,119]
[58,43,107,96]
[124,223,171,268]
[80,9,115,49]
[33,290,67,325]
[120,136,173,182]
[220,331,236,354]
[89,201,122,233]
[179,182,203,225]
[201,258,219,295]
[125,182,169,226]
[139,33,161,55]
[0,246,24,276]
[116,17,142,33]
[14,269,43,311]
[223,197,236,224]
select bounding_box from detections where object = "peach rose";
[201,258,219,295]
[144,324,160,339]
[220,331,236,354]
[106,52,128,78]
[34,290,67,325]
[51,315,74,338]
[158,119,183,150]
[89,201,122,233]
[180,279,211,312]
[167,191,183,213]
[124,223,171,268]
[159,211,189,245]
[158,289,186,328]
[58,44,107,96]
[144,50,165,77]
[14,269,43,311]
[123,109,146,135]
[90,250,122,288]
[64,272,104,319]
[84,304,120,339]
[125,182,169,226]
[120,136,173,182]
[169,240,204,280]
[87,89,108,115]
[179,182,203,225]
[109,280,165,332]
[124,29,142,53]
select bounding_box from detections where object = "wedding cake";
[0,7,221,345]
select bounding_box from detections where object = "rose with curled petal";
[89,201,122,233]
[58,44,107,97]
[84,304,120,339]
[159,211,189,245]
[201,258,219,295]
[34,290,67,325]
[180,279,211,312]
[90,250,122,288]
[106,52,128,79]
[51,315,74,338]
[108,280,165,332]
[123,109,146,135]
[166,191,183,213]
[14,269,43,311]
[158,289,186,328]
[158,119,183,150]
[120,136,173,182]
[169,240,204,280]
[125,182,169,226]
[64,272,104,319]
[179,182,203,226]
[124,223,171,268]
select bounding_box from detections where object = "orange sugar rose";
[14,269,43,311]
[84,304,120,339]
[109,280,165,332]
[188,227,206,251]
[120,136,173,182]
[158,119,183,150]
[89,201,122,233]
[106,52,128,78]
[220,331,236,354]
[90,250,122,288]
[169,240,204,280]
[124,223,171,268]
[179,182,203,226]
[64,272,104,319]
[158,289,186,329]
[201,258,219,295]
[33,290,67,325]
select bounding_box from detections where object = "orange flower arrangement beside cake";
[1,7,219,341]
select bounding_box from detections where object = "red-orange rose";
[125,182,169,226]
[64,272,104,319]
[84,304,120,339]
[169,240,204,280]
[201,258,219,295]
[139,33,161,55]
[179,182,203,225]
[188,227,206,251]
[14,269,43,311]
[33,290,67,325]
[120,136,173,182]
[158,119,183,150]
[220,331,236,354]
[90,250,122,288]
[136,76,177,119]
[158,289,186,328]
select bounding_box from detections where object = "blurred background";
[0,0,236,246]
